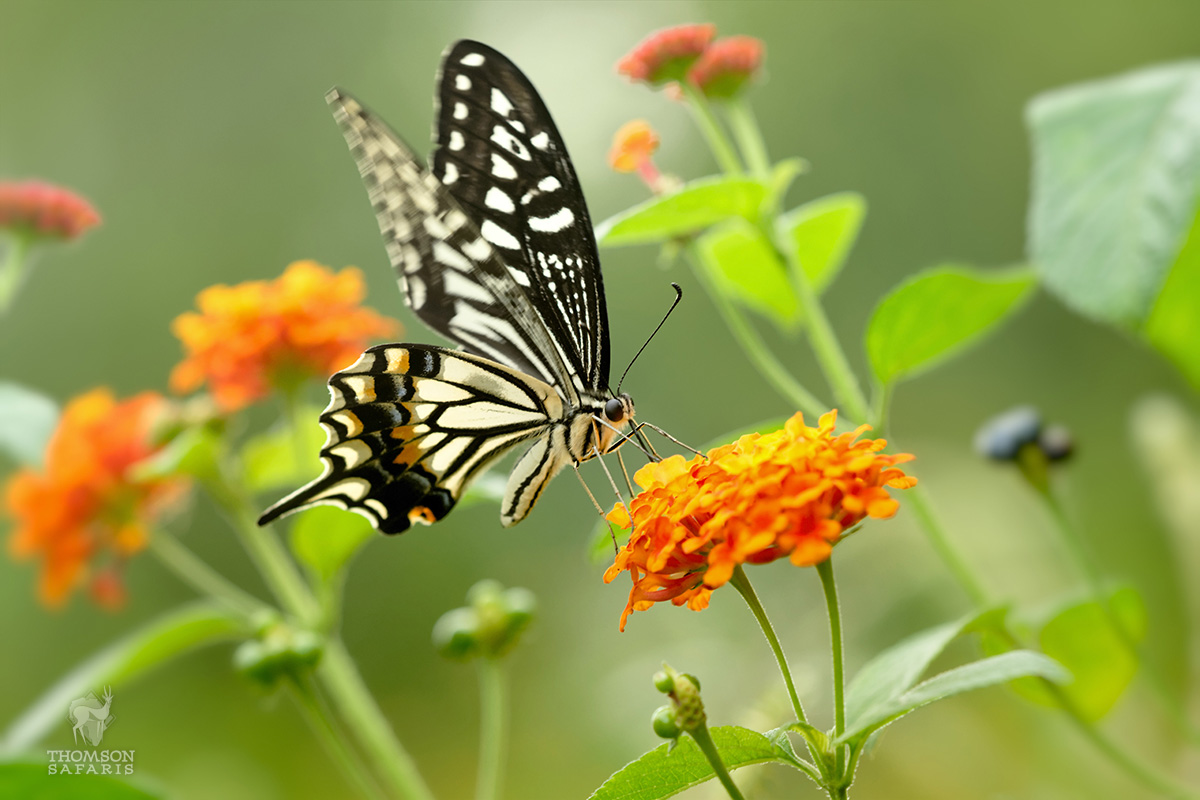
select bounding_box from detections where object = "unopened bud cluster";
[974,405,1074,463]
[432,580,536,661]
[651,664,706,746]
[234,612,324,687]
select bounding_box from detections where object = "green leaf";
[587,726,796,800]
[243,410,326,492]
[866,264,1036,385]
[0,761,166,799]
[839,651,1068,745]
[845,610,1001,735]
[0,602,243,755]
[1027,62,1200,329]
[1146,208,1200,390]
[0,382,58,467]
[778,192,866,294]
[696,219,797,326]
[290,505,375,583]
[1004,587,1146,722]
[595,176,767,247]
[132,424,222,484]
[767,157,809,204]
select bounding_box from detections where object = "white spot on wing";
[432,240,472,272]
[481,219,521,250]
[441,162,459,185]
[530,131,551,150]
[528,207,575,233]
[455,74,471,91]
[453,102,468,120]
[490,153,517,180]
[538,176,562,192]
[491,88,514,117]
[460,53,485,67]
[485,186,515,213]
[508,267,531,287]
[449,131,465,151]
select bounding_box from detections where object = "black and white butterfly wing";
[327,88,575,395]
[258,344,566,533]
[432,40,611,398]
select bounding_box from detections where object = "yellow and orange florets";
[4,389,187,609]
[170,260,400,412]
[603,411,916,630]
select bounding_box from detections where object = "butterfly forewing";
[432,40,610,397]
[327,89,573,394]
[260,42,629,534]
[258,344,562,534]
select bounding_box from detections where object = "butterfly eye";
[604,397,625,422]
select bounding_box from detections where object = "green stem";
[219,482,319,624]
[905,484,991,607]
[1040,490,1200,745]
[816,559,846,779]
[0,233,32,315]
[870,381,894,436]
[476,658,507,800]
[686,243,827,419]
[689,723,747,800]
[725,99,771,178]
[319,639,438,800]
[148,532,265,619]
[681,83,744,175]
[730,566,809,725]
[209,455,433,799]
[289,674,389,800]
[770,228,870,423]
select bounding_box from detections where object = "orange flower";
[4,389,187,609]
[609,120,661,173]
[617,23,717,86]
[688,35,765,100]
[604,411,916,630]
[170,260,400,412]
[0,180,100,241]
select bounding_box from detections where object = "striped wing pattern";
[432,41,610,397]
[327,88,575,398]
[259,41,627,534]
[258,344,563,534]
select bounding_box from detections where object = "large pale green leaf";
[778,192,866,294]
[696,219,797,326]
[866,265,1036,385]
[1145,208,1200,390]
[290,505,375,583]
[0,382,58,467]
[595,176,766,247]
[839,651,1068,745]
[1002,587,1146,722]
[1027,62,1200,329]
[587,726,794,800]
[0,602,243,755]
[0,762,166,799]
[845,612,988,735]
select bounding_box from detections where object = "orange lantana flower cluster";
[170,260,400,412]
[5,389,187,609]
[604,411,916,630]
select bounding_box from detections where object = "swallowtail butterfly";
[259,40,635,535]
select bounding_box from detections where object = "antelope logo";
[68,687,114,746]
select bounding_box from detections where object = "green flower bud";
[653,670,674,694]
[652,705,681,740]
[657,664,706,732]
[432,607,481,661]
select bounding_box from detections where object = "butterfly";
[258,40,636,535]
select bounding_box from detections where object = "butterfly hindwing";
[432,40,611,397]
[258,344,564,534]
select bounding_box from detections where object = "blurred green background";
[3,2,1199,798]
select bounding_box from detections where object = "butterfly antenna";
[639,420,703,456]
[616,283,683,394]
